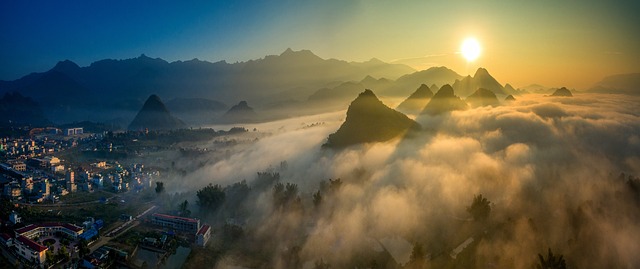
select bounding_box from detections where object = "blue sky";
[2,1,639,89]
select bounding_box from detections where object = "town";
[0,126,237,268]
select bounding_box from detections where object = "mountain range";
[0,92,50,127]
[5,48,633,128]
[0,49,417,124]
[586,73,640,95]
[452,68,507,97]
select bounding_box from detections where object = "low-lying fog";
[168,93,640,268]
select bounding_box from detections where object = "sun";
[461,37,481,62]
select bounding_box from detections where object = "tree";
[467,194,491,221]
[224,180,251,210]
[222,223,244,243]
[313,190,323,208]
[314,258,331,269]
[57,245,69,261]
[329,178,342,193]
[537,248,567,269]
[45,250,54,266]
[273,182,299,209]
[197,183,225,212]
[78,239,90,257]
[178,200,191,217]
[407,242,427,268]
[155,181,165,194]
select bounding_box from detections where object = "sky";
[1,1,639,89]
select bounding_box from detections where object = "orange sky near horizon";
[3,1,639,90]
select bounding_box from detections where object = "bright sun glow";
[461,37,481,62]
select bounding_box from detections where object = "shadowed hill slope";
[396,84,434,114]
[324,89,420,148]
[421,85,469,115]
[128,94,185,130]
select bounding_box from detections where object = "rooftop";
[16,222,83,234]
[16,235,48,252]
[152,213,199,223]
[197,224,210,235]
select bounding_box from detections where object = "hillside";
[128,95,186,131]
[324,90,420,148]
[396,84,434,114]
[421,85,469,115]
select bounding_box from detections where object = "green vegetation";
[537,248,567,269]
[197,183,225,214]
[467,194,491,221]
[155,181,165,194]
[407,243,427,269]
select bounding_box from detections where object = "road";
[17,191,121,207]
[90,204,157,252]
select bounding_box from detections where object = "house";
[0,233,13,247]
[196,224,211,247]
[9,210,21,224]
[64,128,83,136]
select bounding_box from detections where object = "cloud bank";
[176,93,640,268]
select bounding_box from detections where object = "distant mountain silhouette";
[0,92,50,127]
[360,75,393,90]
[324,89,420,148]
[308,82,365,103]
[165,98,228,125]
[466,88,500,107]
[521,84,552,94]
[587,73,640,95]
[0,49,415,122]
[504,95,516,101]
[452,68,506,97]
[166,98,227,113]
[502,83,527,96]
[421,85,469,115]
[550,87,573,97]
[396,84,433,114]
[383,66,462,97]
[220,101,257,123]
[128,94,185,130]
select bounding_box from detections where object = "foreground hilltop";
[324,89,420,148]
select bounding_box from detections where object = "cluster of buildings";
[0,129,96,159]
[0,157,158,203]
[1,162,56,203]
[0,211,103,266]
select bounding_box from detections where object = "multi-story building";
[14,235,47,265]
[151,213,201,234]
[64,128,83,136]
[15,222,84,240]
[9,221,84,266]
